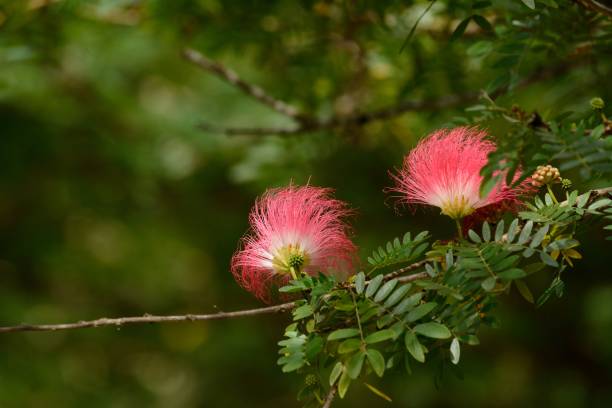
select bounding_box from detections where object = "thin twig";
[4,184,609,338]
[182,48,307,122]
[397,271,429,284]
[0,302,296,334]
[322,386,337,408]
[383,259,429,281]
[593,187,612,197]
[575,0,612,17]
[199,93,475,137]
[0,261,431,334]
[191,53,586,137]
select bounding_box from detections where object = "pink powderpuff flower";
[390,127,525,220]
[231,185,357,303]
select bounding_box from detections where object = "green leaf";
[589,199,611,211]
[529,225,549,248]
[536,277,564,307]
[338,339,362,354]
[495,255,519,271]
[405,332,425,363]
[481,276,497,291]
[413,322,452,339]
[393,292,423,315]
[576,192,591,208]
[365,329,396,344]
[472,14,493,31]
[374,279,398,303]
[366,349,385,377]
[450,17,471,42]
[347,351,366,379]
[450,338,461,365]
[517,221,534,245]
[445,251,454,268]
[507,219,520,243]
[464,335,480,345]
[515,280,534,303]
[473,1,492,8]
[365,275,384,298]
[355,272,366,294]
[328,328,360,341]
[280,356,305,372]
[384,284,412,309]
[338,371,351,398]
[468,229,482,243]
[305,335,324,360]
[329,362,343,386]
[495,220,505,242]
[521,0,536,9]
[540,251,558,267]
[405,302,437,322]
[364,382,393,402]
[482,221,491,242]
[498,268,526,280]
[293,304,313,320]
[467,40,493,57]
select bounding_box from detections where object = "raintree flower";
[231,185,357,303]
[390,127,526,221]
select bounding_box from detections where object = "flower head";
[390,127,524,220]
[231,185,357,303]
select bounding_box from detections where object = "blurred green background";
[1,1,611,407]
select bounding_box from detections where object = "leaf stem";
[350,291,365,343]
[289,266,299,281]
[546,184,559,204]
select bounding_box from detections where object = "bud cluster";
[531,165,561,188]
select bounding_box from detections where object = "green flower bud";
[590,97,605,110]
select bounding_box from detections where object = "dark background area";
[0,1,611,407]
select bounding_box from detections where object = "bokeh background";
[1,1,611,407]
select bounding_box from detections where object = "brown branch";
[0,301,296,334]
[383,259,429,281]
[4,182,608,337]
[322,386,337,408]
[575,0,612,17]
[187,35,591,138]
[397,271,429,284]
[0,259,432,334]
[195,60,580,137]
[182,48,308,122]
[186,44,588,137]
[592,187,612,198]
[199,93,475,137]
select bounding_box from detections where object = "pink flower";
[231,185,357,303]
[390,127,524,220]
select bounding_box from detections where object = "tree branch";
[198,93,475,137]
[397,271,429,284]
[322,386,337,408]
[575,0,612,17]
[0,259,432,335]
[182,48,308,122]
[187,47,586,137]
[0,301,296,334]
[383,259,429,281]
[6,181,611,339]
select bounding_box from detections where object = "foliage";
[278,188,611,405]
[1,0,612,407]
